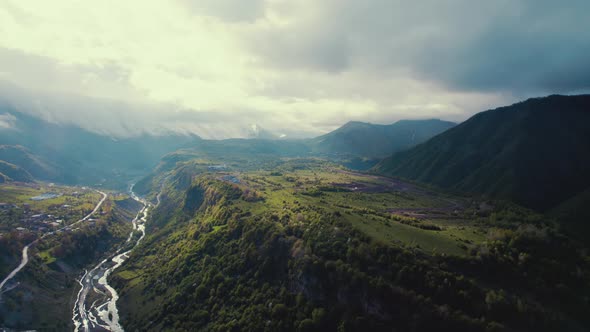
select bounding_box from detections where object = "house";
[31,214,46,220]
[208,164,228,171]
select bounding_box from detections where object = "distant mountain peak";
[246,123,279,139]
[309,118,456,158]
[250,123,260,134]
[342,120,368,126]
[394,118,453,124]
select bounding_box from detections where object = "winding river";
[72,186,151,332]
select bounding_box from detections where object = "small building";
[208,164,228,171]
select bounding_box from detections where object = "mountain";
[0,160,34,182]
[0,106,201,188]
[373,94,590,212]
[0,145,60,180]
[550,187,590,238]
[247,124,279,139]
[0,102,457,187]
[308,119,456,158]
[134,119,456,190]
[112,159,590,331]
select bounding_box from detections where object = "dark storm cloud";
[414,0,590,93]
[249,0,590,94]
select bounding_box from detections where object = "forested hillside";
[113,160,590,331]
[374,95,590,212]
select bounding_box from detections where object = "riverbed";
[72,188,149,332]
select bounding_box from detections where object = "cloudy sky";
[0,0,588,138]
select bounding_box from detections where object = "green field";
[228,167,489,256]
[0,183,101,214]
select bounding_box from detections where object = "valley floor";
[0,182,142,330]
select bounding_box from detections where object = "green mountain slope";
[309,119,456,158]
[373,95,590,211]
[550,187,590,238]
[113,162,590,331]
[0,145,60,180]
[0,160,34,182]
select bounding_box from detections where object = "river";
[72,186,150,332]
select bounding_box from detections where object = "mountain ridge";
[0,106,201,188]
[373,94,590,212]
[308,119,456,158]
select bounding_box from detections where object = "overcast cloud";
[0,0,588,138]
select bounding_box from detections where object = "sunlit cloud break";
[0,0,588,138]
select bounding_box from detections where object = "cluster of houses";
[0,189,98,240]
[0,202,19,210]
[208,164,228,171]
[0,202,74,235]
[24,213,66,232]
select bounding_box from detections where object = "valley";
[0,183,142,330]
[0,95,589,331]
[72,186,150,332]
[0,2,588,330]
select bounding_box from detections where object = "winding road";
[0,190,108,295]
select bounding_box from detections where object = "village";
[0,185,104,240]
